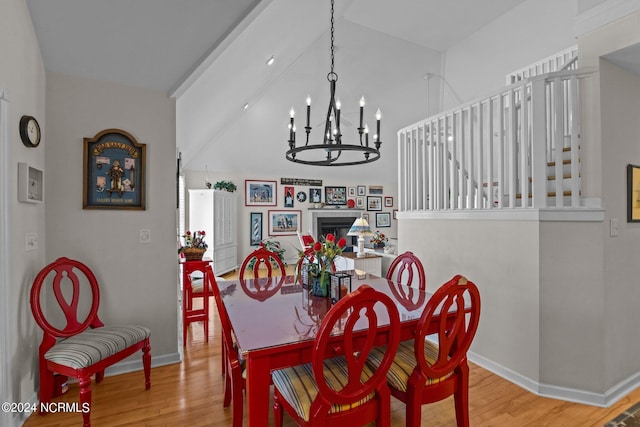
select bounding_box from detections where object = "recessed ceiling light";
[242,102,249,110]
[265,55,275,66]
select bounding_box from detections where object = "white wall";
[442,0,577,110]
[599,59,640,389]
[184,170,398,266]
[0,0,46,424]
[45,72,180,368]
[399,219,542,382]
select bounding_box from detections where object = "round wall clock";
[19,115,41,147]
[296,191,307,202]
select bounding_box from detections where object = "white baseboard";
[468,351,640,408]
[104,351,181,377]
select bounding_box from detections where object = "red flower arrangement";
[297,233,347,293]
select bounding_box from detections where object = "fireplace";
[309,210,362,252]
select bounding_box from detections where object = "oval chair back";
[272,285,401,426]
[386,251,426,290]
[240,247,286,301]
[396,275,480,427]
[240,246,286,279]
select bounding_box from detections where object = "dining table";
[219,270,431,427]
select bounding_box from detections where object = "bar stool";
[180,258,212,346]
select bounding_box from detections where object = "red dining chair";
[368,275,481,427]
[206,266,245,427]
[30,257,151,427]
[271,285,401,426]
[386,251,426,290]
[239,247,286,301]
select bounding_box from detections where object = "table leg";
[245,353,271,427]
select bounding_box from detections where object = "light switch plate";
[25,233,38,251]
[139,229,151,244]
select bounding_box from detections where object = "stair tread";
[515,190,577,199]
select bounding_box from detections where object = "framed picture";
[362,213,369,223]
[245,180,277,206]
[369,185,383,194]
[376,212,391,227]
[356,197,365,209]
[284,186,294,208]
[268,210,301,236]
[348,186,357,197]
[83,128,146,210]
[357,185,366,196]
[393,209,398,220]
[384,196,394,207]
[309,188,322,204]
[628,164,640,222]
[367,196,382,211]
[325,186,347,205]
[250,212,263,245]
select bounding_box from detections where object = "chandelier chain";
[329,0,336,81]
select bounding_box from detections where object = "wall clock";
[19,115,41,147]
[296,191,307,202]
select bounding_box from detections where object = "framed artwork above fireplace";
[325,186,347,205]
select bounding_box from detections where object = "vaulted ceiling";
[29,0,560,182]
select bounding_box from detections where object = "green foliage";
[213,180,237,192]
[247,238,286,269]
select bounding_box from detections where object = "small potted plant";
[370,231,388,249]
[179,230,208,260]
[213,180,237,192]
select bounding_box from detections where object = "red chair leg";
[221,336,226,376]
[232,377,243,427]
[405,386,422,427]
[183,315,188,347]
[376,387,391,427]
[142,341,151,389]
[95,370,104,383]
[78,375,92,427]
[454,363,470,427]
[273,394,283,427]
[38,366,54,414]
[223,366,232,407]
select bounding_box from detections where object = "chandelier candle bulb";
[359,96,365,129]
[306,95,311,127]
[289,108,295,142]
[376,109,382,143]
[365,124,369,147]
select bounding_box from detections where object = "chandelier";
[285,0,382,166]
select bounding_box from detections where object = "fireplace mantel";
[308,209,363,239]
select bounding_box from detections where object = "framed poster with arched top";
[83,129,146,210]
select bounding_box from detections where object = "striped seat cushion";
[368,339,452,392]
[271,356,376,421]
[45,325,151,370]
[191,276,224,293]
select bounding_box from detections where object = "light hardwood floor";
[23,274,640,426]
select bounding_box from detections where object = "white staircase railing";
[398,68,594,212]
[506,46,578,84]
